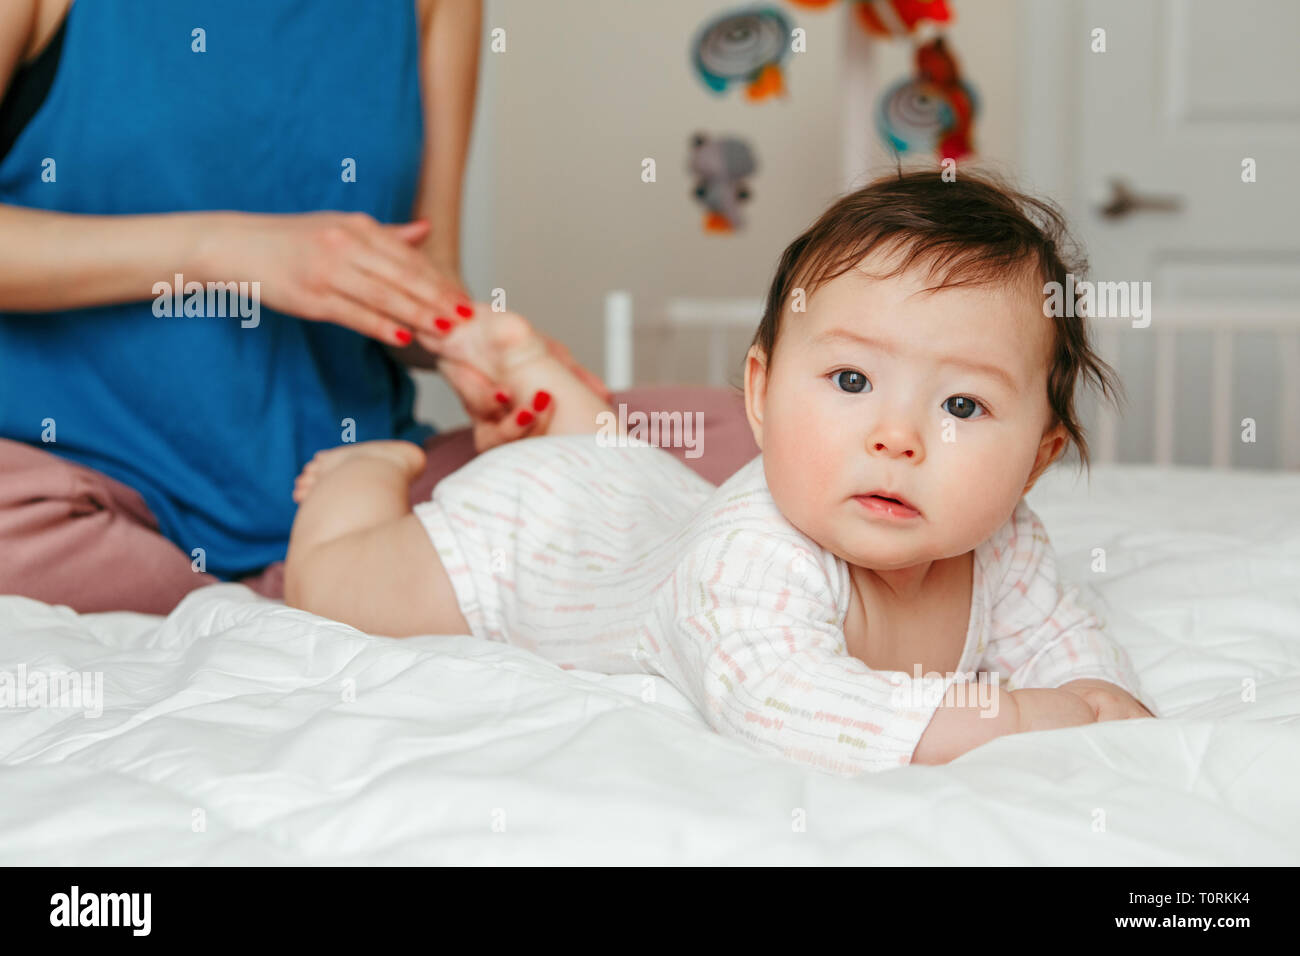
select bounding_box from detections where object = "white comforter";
[2,463,1297,864]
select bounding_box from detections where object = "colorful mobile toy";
[786,0,951,36]
[691,7,792,101]
[875,36,976,161]
[689,133,757,232]
[852,0,951,36]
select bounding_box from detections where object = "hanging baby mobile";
[788,0,951,37]
[787,0,976,162]
[687,5,788,233]
[691,6,792,101]
[683,1,975,232]
[876,36,977,161]
[688,133,758,233]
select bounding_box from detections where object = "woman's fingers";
[413,308,502,380]
[369,221,476,315]
[386,219,432,245]
[348,244,444,328]
[327,264,433,336]
[434,355,512,423]
[472,388,555,453]
[323,216,470,332]
[316,292,417,347]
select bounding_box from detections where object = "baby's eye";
[832,369,871,394]
[943,395,987,420]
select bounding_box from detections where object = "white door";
[1022,0,1300,469]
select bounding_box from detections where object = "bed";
[1,449,1297,864]
[2,297,1298,865]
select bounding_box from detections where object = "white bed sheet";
[1,463,1297,864]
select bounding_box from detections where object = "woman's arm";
[412,0,481,274]
[0,0,209,312]
[0,206,219,311]
[0,2,465,340]
[386,0,483,371]
[1,0,206,312]
[0,0,35,89]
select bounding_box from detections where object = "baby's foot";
[293,440,426,504]
[423,308,615,439]
[416,307,536,389]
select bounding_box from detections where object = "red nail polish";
[434,317,453,332]
[532,390,551,412]
[394,329,412,344]
[456,303,474,318]
[495,391,509,404]
[515,409,534,427]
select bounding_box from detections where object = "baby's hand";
[1057,678,1155,721]
[1011,687,1097,733]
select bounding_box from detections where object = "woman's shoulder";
[22,0,71,64]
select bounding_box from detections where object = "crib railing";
[1089,305,1300,469]
[603,291,1300,470]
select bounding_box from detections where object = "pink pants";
[0,387,759,616]
[0,432,472,615]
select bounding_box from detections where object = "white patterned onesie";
[413,433,1150,775]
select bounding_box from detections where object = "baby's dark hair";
[747,169,1125,471]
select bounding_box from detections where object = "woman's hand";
[413,307,613,452]
[417,320,613,405]
[202,211,472,346]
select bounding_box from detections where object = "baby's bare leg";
[501,343,616,436]
[284,442,470,637]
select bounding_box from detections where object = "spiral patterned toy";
[875,37,978,160]
[692,7,792,100]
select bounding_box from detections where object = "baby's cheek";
[765,394,843,471]
[931,435,1028,539]
[763,440,826,526]
[761,428,840,538]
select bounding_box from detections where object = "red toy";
[915,36,973,161]
[786,0,952,37]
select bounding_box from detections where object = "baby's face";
[745,253,1066,570]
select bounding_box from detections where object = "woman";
[0,0,603,613]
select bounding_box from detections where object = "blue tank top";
[0,0,435,579]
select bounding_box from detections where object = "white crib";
[603,291,1300,470]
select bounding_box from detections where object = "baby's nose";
[868,423,922,459]
[872,440,917,459]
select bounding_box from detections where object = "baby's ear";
[743,346,768,450]
[1023,423,1068,494]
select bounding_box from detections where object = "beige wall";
[415,0,1023,429]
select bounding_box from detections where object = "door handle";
[1095,178,1183,220]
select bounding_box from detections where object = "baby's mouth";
[853,493,922,520]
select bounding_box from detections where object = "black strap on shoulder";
[0,15,68,165]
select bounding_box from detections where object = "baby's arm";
[664,530,1026,773]
[1057,677,1154,720]
[912,684,1022,765]
[687,607,1097,771]
[914,686,1104,763]
[980,502,1156,717]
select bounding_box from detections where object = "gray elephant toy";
[689,133,757,231]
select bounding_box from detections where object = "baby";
[284,171,1156,776]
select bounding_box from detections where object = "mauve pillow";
[408,385,760,504]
